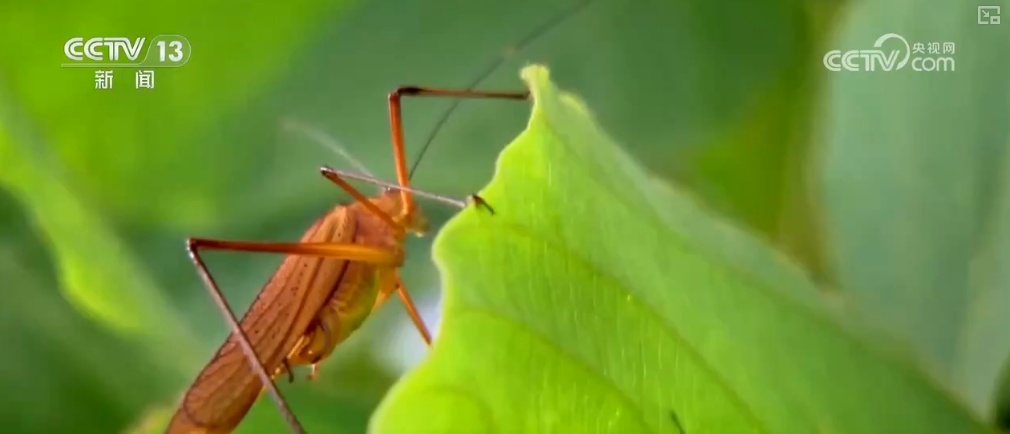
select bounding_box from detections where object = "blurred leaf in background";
[816,0,1010,416]
[0,0,1008,432]
[0,191,163,433]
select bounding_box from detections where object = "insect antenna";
[406,0,603,180]
[282,117,376,178]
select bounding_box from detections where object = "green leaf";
[815,0,1010,414]
[370,65,993,434]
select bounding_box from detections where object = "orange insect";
[164,2,598,433]
[164,88,523,434]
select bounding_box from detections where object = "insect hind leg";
[185,238,306,434]
[183,238,401,434]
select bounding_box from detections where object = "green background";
[0,0,1007,433]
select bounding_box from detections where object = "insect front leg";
[371,274,432,346]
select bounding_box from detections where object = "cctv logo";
[64,37,146,62]
[823,33,910,72]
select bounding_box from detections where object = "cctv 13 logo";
[62,35,191,67]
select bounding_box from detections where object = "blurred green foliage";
[0,0,1007,432]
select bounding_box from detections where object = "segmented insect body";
[167,190,425,434]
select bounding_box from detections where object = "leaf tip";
[520,64,568,112]
[519,63,551,90]
[518,63,595,132]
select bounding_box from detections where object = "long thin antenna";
[283,117,375,178]
[406,0,602,179]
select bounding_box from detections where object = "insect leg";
[318,166,405,236]
[467,194,495,215]
[394,275,432,345]
[321,166,495,215]
[279,360,295,383]
[370,272,432,346]
[307,320,331,381]
[388,86,530,211]
[185,238,306,434]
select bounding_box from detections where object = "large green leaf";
[815,0,1010,415]
[371,65,993,434]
